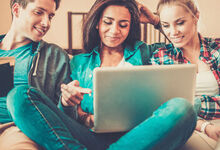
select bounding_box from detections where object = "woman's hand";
[77,104,94,128]
[136,1,160,25]
[61,80,92,107]
[205,124,220,141]
[85,114,94,129]
[196,119,220,141]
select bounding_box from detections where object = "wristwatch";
[200,121,212,133]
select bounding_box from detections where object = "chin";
[171,41,187,48]
[31,36,43,42]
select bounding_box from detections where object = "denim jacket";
[70,41,165,114]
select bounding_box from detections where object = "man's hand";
[61,80,92,107]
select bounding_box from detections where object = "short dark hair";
[83,0,141,53]
[10,0,61,10]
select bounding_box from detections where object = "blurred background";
[0,0,219,51]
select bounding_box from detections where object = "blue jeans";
[7,85,197,150]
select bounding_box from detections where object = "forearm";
[140,6,159,26]
[77,104,89,124]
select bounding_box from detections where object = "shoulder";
[203,37,220,50]
[70,53,90,65]
[70,52,93,72]
[37,40,69,60]
[152,43,174,56]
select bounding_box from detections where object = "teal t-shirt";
[0,42,35,123]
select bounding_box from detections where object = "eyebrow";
[36,7,55,16]
[103,16,130,22]
[161,17,185,24]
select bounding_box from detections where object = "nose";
[170,25,179,36]
[41,15,50,28]
[109,23,120,35]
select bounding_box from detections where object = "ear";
[195,12,200,20]
[194,11,200,24]
[96,24,99,30]
[11,3,21,18]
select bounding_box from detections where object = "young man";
[0,0,72,149]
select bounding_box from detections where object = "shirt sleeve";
[197,95,220,119]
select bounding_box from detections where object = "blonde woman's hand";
[136,1,159,25]
[61,80,92,107]
[205,124,220,141]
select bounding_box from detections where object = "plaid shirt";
[150,35,220,120]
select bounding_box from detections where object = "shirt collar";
[84,41,145,59]
[124,41,145,59]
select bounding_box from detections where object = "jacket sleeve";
[55,51,78,119]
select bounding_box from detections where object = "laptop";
[92,64,196,133]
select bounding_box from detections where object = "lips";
[106,36,120,41]
[34,26,46,36]
[170,36,184,43]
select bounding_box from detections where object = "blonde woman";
[149,0,220,149]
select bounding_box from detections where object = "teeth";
[35,27,45,35]
[171,36,183,43]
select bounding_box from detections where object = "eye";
[177,20,185,25]
[34,10,43,15]
[161,24,169,28]
[103,19,112,25]
[119,22,129,28]
[49,14,54,20]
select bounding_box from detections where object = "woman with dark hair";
[82,0,141,53]
[7,0,197,149]
[63,0,196,149]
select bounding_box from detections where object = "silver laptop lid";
[92,64,196,133]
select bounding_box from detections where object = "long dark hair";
[83,0,141,53]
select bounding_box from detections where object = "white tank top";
[195,60,219,96]
[117,57,133,67]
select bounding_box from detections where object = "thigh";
[0,122,42,150]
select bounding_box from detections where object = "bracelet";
[200,121,212,133]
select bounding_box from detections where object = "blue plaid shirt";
[150,35,220,120]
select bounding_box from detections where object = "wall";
[0,0,220,49]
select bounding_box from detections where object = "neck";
[0,27,32,50]
[182,33,200,64]
[182,33,200,53]
[100,45,124,67]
